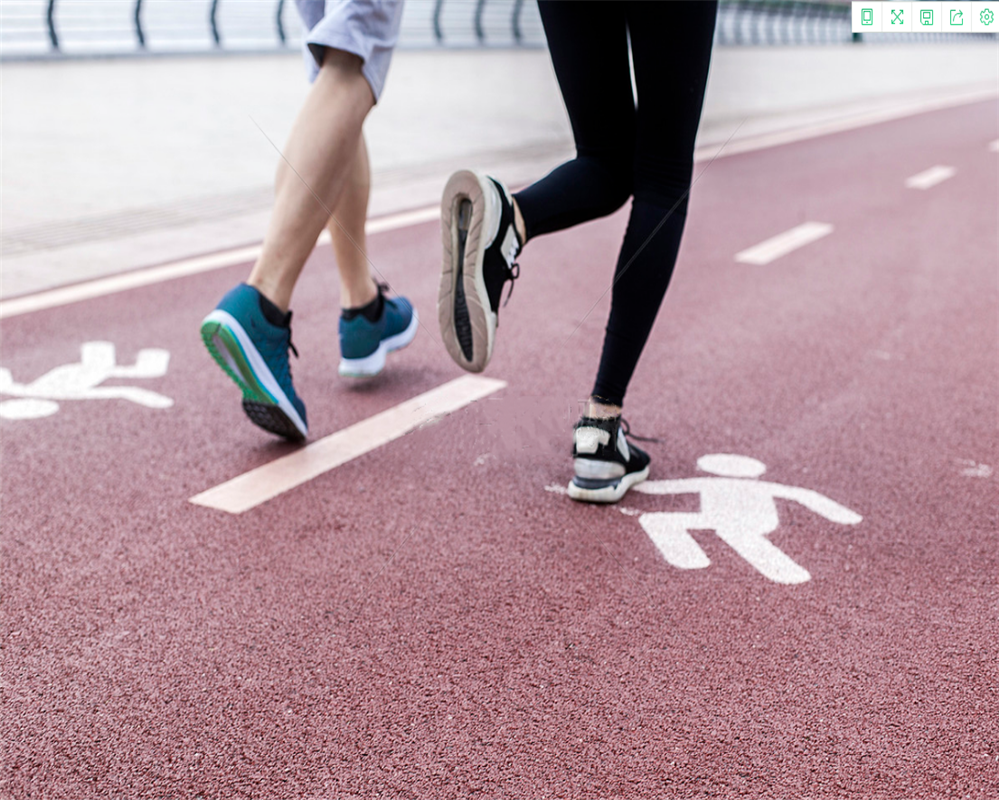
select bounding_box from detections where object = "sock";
[586,398,622,420]
[256,289,291,328]
[342,290,384,323]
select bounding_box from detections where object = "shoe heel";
[338,345,387,378]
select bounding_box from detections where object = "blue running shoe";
[338,285,418,377]
[200,283,308,441]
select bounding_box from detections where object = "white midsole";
[339,308,419,377]
[469,173,501,361]
[202,308,308,437]
[573,457,626,480]
[566,465,650,504]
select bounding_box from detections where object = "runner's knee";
[632,154,695,213]
[572,150,634,216]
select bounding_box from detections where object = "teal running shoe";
[338,285,418,377]
[200,283,308,441]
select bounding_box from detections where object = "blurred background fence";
[1,0,994,58]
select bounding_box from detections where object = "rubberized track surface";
[3,101,997,798]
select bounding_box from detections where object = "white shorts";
[294,0,404,102]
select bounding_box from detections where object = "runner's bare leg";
[328,134,379,310]
[248,49,374,312]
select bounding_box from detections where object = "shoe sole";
[338,308,420,378]
[566,465,651,504]
[438,169,498,373]
[200,309,308,441]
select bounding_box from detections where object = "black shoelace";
[620,418,663,444]
[502,262,520,307]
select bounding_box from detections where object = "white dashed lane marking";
[905,165,956,190]
[734,222,834,266]
[190,375,506,514]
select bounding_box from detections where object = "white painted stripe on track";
[189,375,506,514]
[0,244,263,321]
[693,86,997,163]
[364,204,440,234]
[694,87,997,162]
[734,222,834,266]
[0,205,440,320]
[905,165,956,190]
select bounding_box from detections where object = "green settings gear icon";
[982,8,995,26]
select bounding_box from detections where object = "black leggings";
[514,0,717,407]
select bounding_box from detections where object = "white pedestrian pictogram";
[0,341,172,420]
[630,454,862,584]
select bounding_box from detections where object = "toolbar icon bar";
[852,2,997,32]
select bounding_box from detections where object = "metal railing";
[717,0,852,45]
[434,0,530,43]
[2,0,993,59]
[1,0,545,58]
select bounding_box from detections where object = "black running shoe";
[438,170,522,373]
[567,416,651,503]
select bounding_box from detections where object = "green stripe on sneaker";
[200,320,277,406]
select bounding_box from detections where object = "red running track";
[2,99,997,798]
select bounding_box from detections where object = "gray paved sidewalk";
[2,43,996,298]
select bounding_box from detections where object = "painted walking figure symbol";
[0,341,172,420]
[631,454,862,584]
